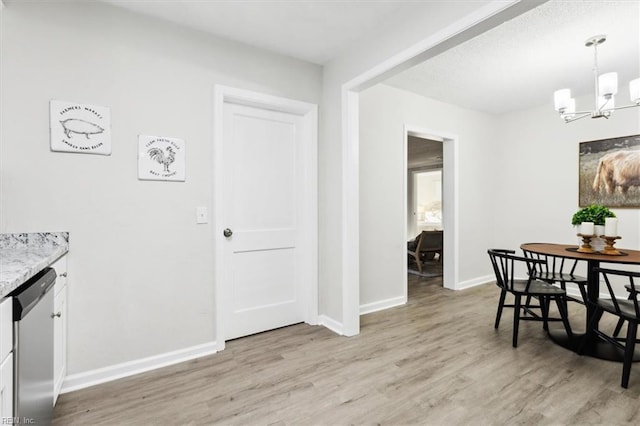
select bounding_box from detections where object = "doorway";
[406,135,444,285]
[403,126,457,295]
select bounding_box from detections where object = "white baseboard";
[360,296,406,315]
[318,314,344,335]
[61,341,217,394]
[457,274,494,290]
[460,276,610,301]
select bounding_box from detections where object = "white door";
[220,101,313,341]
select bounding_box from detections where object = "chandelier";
[554,35,640,123]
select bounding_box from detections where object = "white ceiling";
[101,0,437,65]
[387,0,640,115]
[55,1,640,115]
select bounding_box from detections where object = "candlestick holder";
[600,235,621,255]
[577,233,595,253]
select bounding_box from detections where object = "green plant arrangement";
[571,204,616,226]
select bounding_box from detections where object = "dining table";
[520,242,640,362]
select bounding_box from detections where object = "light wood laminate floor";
[54,276,640,425]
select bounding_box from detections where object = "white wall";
[359,84,498,307]
[494,95,640,257]
[0,2,322,374]
[359,85,640,310]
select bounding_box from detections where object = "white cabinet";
[0,353,13,420]
[0,297,13,420]
[51,256,68,405]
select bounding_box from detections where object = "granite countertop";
[0,232,69,298]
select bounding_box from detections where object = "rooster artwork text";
[50,100,111,155]
[138,135,186,181]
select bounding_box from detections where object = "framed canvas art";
[579,134,640,207]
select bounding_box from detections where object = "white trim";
[213,86,226,352]
[566,287,584,301]
[402,129,409,303]
[360,296,406,315]
[61,342,217,394]
[342,89,360,337]
[468,275,612,303]
[213,85,318,347]
[318,315,344,336]
[341,1,540,333]
[343,0,524,93]
[479,278,608,301]
[564,286,609,301]
[457,275,495,290]
[442,131,459,290]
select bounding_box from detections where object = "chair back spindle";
[522,246,587,304]
[487,248,573,348]
[488,249,542,293]
[595,268,640,319]
[585,267,640,388]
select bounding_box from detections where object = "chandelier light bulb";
[598,72,618,97]
[554,89,571,112]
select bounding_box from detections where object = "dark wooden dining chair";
[522,246,588,304]
[408,230,443,273]
[580,268,640,388]
[488,249,573,348]
[613,284,636,338]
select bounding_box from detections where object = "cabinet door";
[0,353,13,420]
[53,286,67,405]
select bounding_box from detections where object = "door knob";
[223,228,233,238]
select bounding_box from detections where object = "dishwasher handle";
[12,267,56,320]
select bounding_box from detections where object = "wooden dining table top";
[520,242,640,265]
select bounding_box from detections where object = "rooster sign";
[138,135,185,181]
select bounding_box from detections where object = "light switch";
[196,207,208,224]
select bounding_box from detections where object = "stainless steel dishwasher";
[12,267,56,425]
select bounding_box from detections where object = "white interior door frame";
[341,0,539,336]
[213,85,318,351]
[404,126,459,294]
